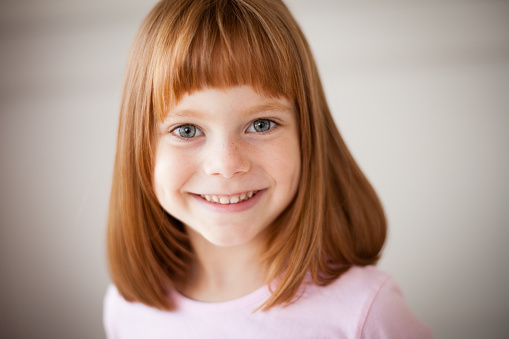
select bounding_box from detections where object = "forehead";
[163,86,295,121]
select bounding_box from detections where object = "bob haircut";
[108,0,386,311]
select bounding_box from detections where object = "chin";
[204,233,257,248]
[190,222,264,248]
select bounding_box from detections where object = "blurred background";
[0,0,508,338]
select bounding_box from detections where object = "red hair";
[107,0,386,311]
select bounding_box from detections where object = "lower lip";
[191,190,265,213]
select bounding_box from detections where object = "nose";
[203,136,251,178]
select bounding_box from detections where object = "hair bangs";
[151,0,298,120]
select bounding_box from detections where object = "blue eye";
[173,124,202,138]
[248,119,274,133]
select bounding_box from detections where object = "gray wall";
[1,0,508,338]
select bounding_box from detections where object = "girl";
[104,0,433,338]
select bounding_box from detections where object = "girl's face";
[153,86,301,248]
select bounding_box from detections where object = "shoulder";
[103,284,175,339]
[104,284,129,339]
[103,284,118,333]
[339,266,433,339]
[301,266,393,310]
[298,266,433,339]
[103,284,118,338]
[328,265,391,294]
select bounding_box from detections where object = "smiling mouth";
[199,191,257,205]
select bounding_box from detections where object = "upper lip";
[191,189,262,196]
[192,190,261,204]
[194,190,260,197]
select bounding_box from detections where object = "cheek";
[153,144,195,202]
[264,138,301,192]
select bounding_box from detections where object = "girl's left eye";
[247,119,275,133]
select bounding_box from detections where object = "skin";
[153,86,301,301]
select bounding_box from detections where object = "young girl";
[104,0,432,337]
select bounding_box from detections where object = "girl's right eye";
[172,124,203,139]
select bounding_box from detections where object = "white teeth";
[200,191,256,205]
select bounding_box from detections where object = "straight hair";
[107,0,386,311]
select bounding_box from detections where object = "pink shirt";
[104,266,432,338]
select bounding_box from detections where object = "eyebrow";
[245,102,294,117]
[169,109,204,119]
[168,101,294,120]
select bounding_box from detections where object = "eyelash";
[246,119,278,134]
[171,124,203,140]
[170,119,279,141]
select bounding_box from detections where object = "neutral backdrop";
[1,0,508,338]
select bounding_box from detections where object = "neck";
[182,228,267,302]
